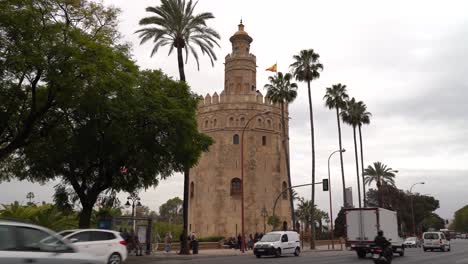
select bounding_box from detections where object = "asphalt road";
[127,239,468,264]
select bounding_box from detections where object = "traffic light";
[323,179,329,191]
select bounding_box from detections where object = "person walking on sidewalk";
[164,232,172,253]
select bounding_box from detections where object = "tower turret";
[224,21,257,95]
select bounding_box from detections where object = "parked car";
[253,231,300,258]
[403,237,421,248]
[422,232,451,252]
[59,229,128,264]
[0,220,100,264]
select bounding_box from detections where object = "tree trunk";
[353,126,362,208]
[180,167,190,254]
[176,46,186,82]
[79,203,94,228]
[359,125,366,207]
[377,180,382,208]
[280,102,295,230]
[306,80,316,249]
[336,107,347,208]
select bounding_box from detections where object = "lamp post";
[240,110,271,253]
[410,182,425,236]
[125,193,142,233]
[261,207,268,234]
[327,148,345,250]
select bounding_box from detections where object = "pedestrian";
[237,234,242,250]
[164,232,172,253]
[248,234,254,250]
[254,232,259,243]
[152,231,161,254]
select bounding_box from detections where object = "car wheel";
[108,253,122,264]
[275,248,281,258]
[448,246,451,252]
[423,247,427,252]
[357,249,366,258]
[399,247,405,256]
[441,246,445,252]
[256,254,261,258]
[294,247,300,256]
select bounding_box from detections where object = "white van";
[422,232,451,252]
[253,231,300,258]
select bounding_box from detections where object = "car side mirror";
[388,238,392,241]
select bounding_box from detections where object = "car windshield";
[57,230,75,238]
[424,233,439,239]
[405,237,417,241]
[260,234,281,242]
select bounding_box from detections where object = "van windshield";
[260,234,281,242]
[424,233,439,240]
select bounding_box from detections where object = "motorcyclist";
[374,230,392,261]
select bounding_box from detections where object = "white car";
[60,229,128,264]
[403,237,420,248]
[253,231,301,258]
[0,220,100,264]
[422,232,451,252]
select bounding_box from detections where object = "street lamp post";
[125,193,142,233]
[327,149,345,250]
[410,182,425,236]
[261,207,268,234]
[240,110,271,253]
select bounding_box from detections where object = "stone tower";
[188,22,292,238]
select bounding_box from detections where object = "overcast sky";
[1,0,467,220]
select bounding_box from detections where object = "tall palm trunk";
[358,125,366,207]
[352,126,362,208]
[306,80,316,249]
[176,45,186,82]
[336,107,346,207]
[377,180,382,208]
[280,102,295,230]
[176,45,190,254]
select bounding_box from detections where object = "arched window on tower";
[231,178,242,196]
[233,134,240,145]
[257,118,263,127]
[282,181,288,200]
[262,136,267,146]
[204,120,209,129]
[240,117,245,126]
[190,181,195,198]
[229,117,235,127]
[213,119,217,128]
[267,119,272,129]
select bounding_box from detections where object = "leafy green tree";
[0,0,119,163]
[264,72,298,228]
[421,213,445,232]
[363,162,397,208]
[290,49,323,249]
[324,83,349,207]
[158,197,183,224]
[341,98,364,207]
[136,0,220,254]
[452,205,468,233]
[3,70,212,228]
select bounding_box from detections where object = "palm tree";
[290,49,323,249]
[264,72,298,229]
[324,84,349,207]
[356,102,371,206]
[363,162,397,207]
[341,98,363,208]
[136,0,220,254]
[136,0,220,82]
[296,197,313,232]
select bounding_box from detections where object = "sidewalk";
[128,244,347,261]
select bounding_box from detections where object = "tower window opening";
[251,85,255,91]
[282,181,288,200]
[267,119,272,128]
[204,120,208,128]
[231,178,242,195]
[257,118,262,127]
[213,119,217,127]
[262,136,267,146]
[233,134,240,145]
[229,117,234,126]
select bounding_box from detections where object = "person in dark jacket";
[374,230,392,260]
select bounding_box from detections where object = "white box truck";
[345,208,405,258]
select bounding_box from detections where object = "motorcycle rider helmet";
[378,230,384,236]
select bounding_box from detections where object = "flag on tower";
[266,63,277,72]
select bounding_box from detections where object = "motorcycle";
[371,246,393,264]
